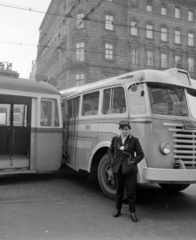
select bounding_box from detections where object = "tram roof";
[61,68,194,99]
[0,76,59,95]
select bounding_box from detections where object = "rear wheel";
[98,154,116,200]
[159,183,190,192]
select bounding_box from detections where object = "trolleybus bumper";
[143,167,196,183]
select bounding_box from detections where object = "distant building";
[29,61,37,80]
[35,0,196,90]
[0,62,19,78]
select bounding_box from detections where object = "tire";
[98,154,116,200]
[159,183,190,192]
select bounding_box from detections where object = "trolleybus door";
[67,97,79,168]
[0,96,31,169]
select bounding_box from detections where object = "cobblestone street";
[1,166,196,240]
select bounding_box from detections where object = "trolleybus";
[61,66,196,199]
[0,75,63,175]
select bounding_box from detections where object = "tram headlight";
[159,142,172,155]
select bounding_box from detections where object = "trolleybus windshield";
[148,83,188,116]
[187,88,196,119]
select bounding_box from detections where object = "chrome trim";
[164,122,196,169]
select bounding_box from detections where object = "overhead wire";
[0,1,194,72]
[0,1,195,39]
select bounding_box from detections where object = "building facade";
[35,0,196,90]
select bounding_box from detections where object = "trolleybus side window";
[40,98,59,127]
[128,84,147,115]
[68,97,80,119]
[103,87,126,114]
[82,91,99,116]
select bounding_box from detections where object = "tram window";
[55,101,60,126]
[13,105,27,127]
[0,112,6,125]
[82,92,99,116]
[103,87,126,114]
[40,99,59,127]
[0,105,10,126]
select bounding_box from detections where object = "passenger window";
[40,99,59,127]
[103,87,126,114]
[82,92,99,116]
[68,101,73,119]
[13,104,27,127]
[0,104,10,126]
[128,84,147,115]
[68,97,80,119]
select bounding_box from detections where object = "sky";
[0,0,51,78]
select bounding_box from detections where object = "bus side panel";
[75,121,98,171]
[36,131,63,171]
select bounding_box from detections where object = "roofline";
[0,76,60,95]
[61,68,194,99]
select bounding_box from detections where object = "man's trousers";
[114,165,137,213]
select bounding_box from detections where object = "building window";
[76,13,84,28]
[146,24,153,39]
[131,21,138,36]
[146,0,153,12]
[161,5,167,15]
[188,10,194,21]
[131,0,138,8]
[188,33,194,46]
[131,48,138,64]
[105,43,113,60]
[105,15,113,30]
[147,51,154,66]
[175,8,180,19]
[75,73,85,86]
[161,27,167,41]
[76,42,84,62]
[175,56,181,65]
[188,58,194,72]
[175,30,181,44]
[161,53,168,68]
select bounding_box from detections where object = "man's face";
[120,126,130,137]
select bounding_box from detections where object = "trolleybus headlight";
[159,142,172,155]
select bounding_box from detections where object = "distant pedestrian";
[108,120,144,222]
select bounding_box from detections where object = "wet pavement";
[1,166,196,240]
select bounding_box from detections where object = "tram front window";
[148,83,188,116]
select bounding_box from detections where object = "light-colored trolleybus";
[61,66,196,199]
[0,75,63,175]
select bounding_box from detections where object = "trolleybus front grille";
[167,124,196,169]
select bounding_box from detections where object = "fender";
[137,157,149,183]
[88,141,111,172]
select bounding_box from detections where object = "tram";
[0,75,63,175]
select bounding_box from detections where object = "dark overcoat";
[108,134,144,174]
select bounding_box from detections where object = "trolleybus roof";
[61,68,194,99]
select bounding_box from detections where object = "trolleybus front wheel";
[159,183,190,192]
[98,154,116,200]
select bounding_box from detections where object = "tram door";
[0,95,31,169]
